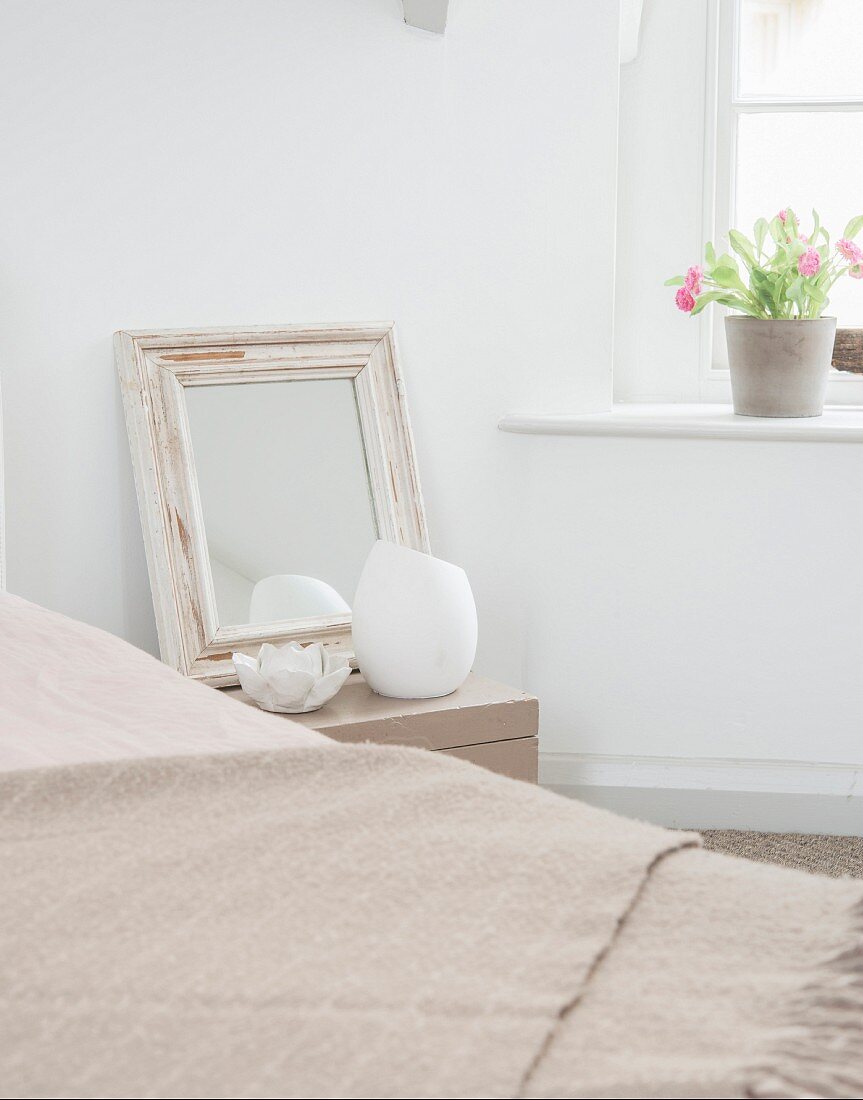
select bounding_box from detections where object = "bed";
[1,592,861,1099]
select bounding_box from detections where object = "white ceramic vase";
[351,541,477,699]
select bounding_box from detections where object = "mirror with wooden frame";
[116,323,428,686]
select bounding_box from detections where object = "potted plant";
[668,209,863,417]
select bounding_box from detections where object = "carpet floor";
[701,830,863,879]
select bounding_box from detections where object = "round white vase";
[351,541,477,699]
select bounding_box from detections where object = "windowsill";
[498,404,863,442]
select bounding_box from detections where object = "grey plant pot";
[725,316,837,418]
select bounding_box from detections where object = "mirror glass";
[184,379,377,627]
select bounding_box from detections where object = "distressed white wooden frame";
[116,323,429,687]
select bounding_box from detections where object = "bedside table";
[224,673,538,782]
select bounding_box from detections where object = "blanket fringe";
[746,896,863,1100]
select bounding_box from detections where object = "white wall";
[613,0,707,402]
[520,433,863,769]
[509,0,863,826]
[0,0,620,680]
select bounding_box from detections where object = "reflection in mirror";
[184,379,377,627]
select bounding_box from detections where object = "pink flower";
[851,264,863,280]
[675,286,696,312]
[778,209,788,223]
[684,265,703,294]
[837,238,863,265]
[797,247,821,277]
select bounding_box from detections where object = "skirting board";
[541,753,863,836]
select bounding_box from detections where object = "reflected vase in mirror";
[185,378,374,627]
[352,541,477,699]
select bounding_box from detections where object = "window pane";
[736,112,863,325]
[738,0,863,99]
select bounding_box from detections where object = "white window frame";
[701,0,863,403]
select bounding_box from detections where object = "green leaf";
[734,299,768,318]
[712,265,751,296]
[711,266,739,285]
[690,291,763,318]
[754,217,769,254]
[705,241,716,266]
[729,229,757,269]
[786,275,806,310]
[689,291,730,316]
[843,214,863,240]
[664,276,685,286]
[764,249,790,269]
[748,268,780,316]
[773,269,795,315]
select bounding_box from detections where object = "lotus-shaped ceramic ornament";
[232,642,351,714]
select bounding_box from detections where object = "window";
[707,0,863,389]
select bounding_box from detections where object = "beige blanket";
[2,743,861,1099]
[0,592,326,772]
